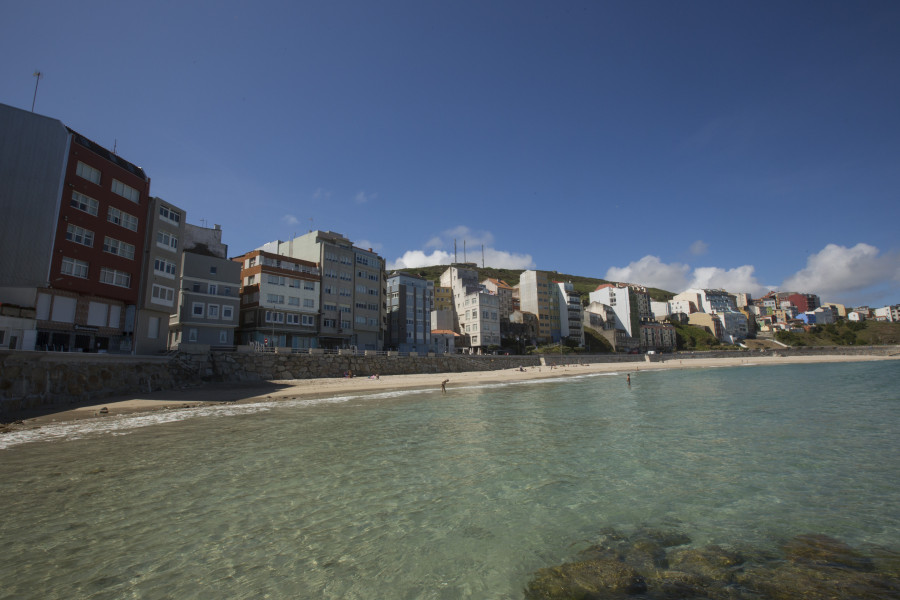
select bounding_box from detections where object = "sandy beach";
[5,353,895,429]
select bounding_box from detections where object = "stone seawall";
[2,346,897,416]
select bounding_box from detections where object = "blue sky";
[3,1,898,307]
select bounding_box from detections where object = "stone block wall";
[2,346,897,417]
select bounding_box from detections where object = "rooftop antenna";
[31,71,42,112]
[454,239,457,263]
[309,217,314,233]
[482,244,485,269]
[463,240,467,263]
[113,139,117,154]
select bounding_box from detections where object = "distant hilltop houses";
[1,102,897,355]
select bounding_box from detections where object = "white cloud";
[388,226,534,271]
[689,240,709,256]
[689,265,770,297]
[389,250,454,270]
[354,239,383,253]
[281,214,299,226]
[781,243,900,304]
[605,256,691,292]
[606,256,772,296]
[312,188,332,200]
[355,190,377,204]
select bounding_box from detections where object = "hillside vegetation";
[405,265,675,303]
[775,321,900,347]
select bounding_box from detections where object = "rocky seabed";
[1,346,897,416]
[525,525,900,599]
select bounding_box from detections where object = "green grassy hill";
[775,320,900,347]
[401,265,675,303]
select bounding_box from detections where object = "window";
[108,207,138,231]
[340,319,351,329]
[61,257,89,279]
[208,284,217,296]
[159,205,181,224]
[323,303,337,312]
[156,231,177,251]
[302,315,315,326]
[265,311,284,323]
[188,328,198,342]
[219,330,228,344]
[76,161,101,184]
[323,318,336,328]
[66,224,94,247]
[151,284,175,306]
[99,267,131,288]
[356,316,366,325]
[154,258,177,278]
[303,281,315,290]
[288,297,300,306]
[112,179,140,203]
[267,294,285,304]
[222,305,233,320]
[303,298,315,308]
[339,272,352,281]
[368,318,378,326]
[192,302,205,317]
[286,314,299,325]
[103,237,135,260]
[208,305,220,319]
[70,191,99,216]
[148,317,160,339]
[209,266,217,275]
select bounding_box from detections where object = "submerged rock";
[525,529,900,600]
[782,533,875,571]
[525,558,647,599]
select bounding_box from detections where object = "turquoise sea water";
[1,360,898,599]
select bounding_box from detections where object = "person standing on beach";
[441,379,449,393]
[627,374,631,386]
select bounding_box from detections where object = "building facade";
[169,223,241,349]
[386,271,434,353]
[261,231,385,350]
[515,270,552,344]
[137,197,185,354]
[234,250,320,349]
[0,103,152,353]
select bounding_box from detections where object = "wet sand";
[7,353,896,429]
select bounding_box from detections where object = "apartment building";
[786,293,821,313]
[0,103,151,353]
[234,250,320,349]
[514,270,552,344]
[386,271,433,353]
[481,278,513,322]
[137,197,185,354]
[168,223,241,349]
[555,281,584,346]
[262,231,385,350]
[433,285,453,312]
[440,264,501,350]
[588,283,651,338]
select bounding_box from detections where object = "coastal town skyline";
[3,1,898,307]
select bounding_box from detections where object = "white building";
[588,284,650,338]
[874,305,900,322]
[440,264,501,350]
[555,281,584,346]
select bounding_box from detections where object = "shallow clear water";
[1,361,898,599]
